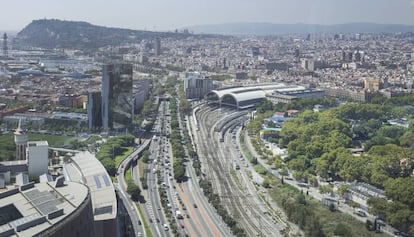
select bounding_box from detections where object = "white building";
[300,58,315,71]
[27,141,49,177]
[14,119,28,161]
[184,72,213,99]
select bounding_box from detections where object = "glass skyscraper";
[102,64,133,130]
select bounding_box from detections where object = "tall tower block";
[2,33,8,57]
[14,119,28,160]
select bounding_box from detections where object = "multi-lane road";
[132,99,231,237]
[118,101,292,237]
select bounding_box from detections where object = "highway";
[138,100,170,237]
[117,139,151,237]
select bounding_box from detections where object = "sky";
[1,0,414,31]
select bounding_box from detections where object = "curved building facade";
[206,83,301,109]
[0,181,96,237]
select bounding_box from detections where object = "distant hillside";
[187,22,414,35]
[15,19,190,50]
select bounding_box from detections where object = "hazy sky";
[2,0,414,31]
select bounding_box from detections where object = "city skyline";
[1,0,414,32]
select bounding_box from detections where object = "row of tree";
[169,98,186,181]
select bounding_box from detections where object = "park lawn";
[125,166,133,182]
[28,133,76,147]
[138,159,148,180]
[115,146,134,168]
[0,132,75,147]
[0,132,75,161]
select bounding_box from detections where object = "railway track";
[196,105,278,236]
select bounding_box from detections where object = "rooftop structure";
[206,83,308,109]
[64,151,117,237]
[0,181,95,237]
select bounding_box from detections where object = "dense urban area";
[0,18,414,237]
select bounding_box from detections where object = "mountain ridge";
[15,19,192,50]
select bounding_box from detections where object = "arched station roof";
[206,83,303,109]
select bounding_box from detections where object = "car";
[355,210,367,217]
[193,203,198,208]
[157,207,161,210]
[138,220,141,225]
[156,218,160,223]
[149,218,153,223]
[180,224,185,229]
[138,233,142,237]
[163,224,169,231]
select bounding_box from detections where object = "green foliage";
[366,177,414,235]
[319,185,332,195]
[126,179,141,201]
[96,135,135,176]
[209,74,233,81]
[141,150,150,163]
[335,103,387,121]
[334,223,352,237]
[100,158,116,176]
[280,110,352,178]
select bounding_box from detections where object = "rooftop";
[64,151,117,221]
[0,181,88,237]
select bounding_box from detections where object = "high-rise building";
[155,37,161,56]
[184,72,213,99]
[133,79,150,113]
[14,119,28,160]
[300,58,314,71]
[252,46,260,56]
[27,141,48,176]
[2,33,7,58]
[87,91,102,129]
[102,64,133,130]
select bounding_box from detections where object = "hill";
[15,19,190,50]
[187,22,414,35]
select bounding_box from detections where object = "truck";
[176,210,183,219]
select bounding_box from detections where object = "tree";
[141,150,150,163]
[174,164,186,181]
[367,197,388,217]
[262,178,271,188]
[101,158,116,176]
[318,185,332,195]
[127,180,141,201]
[337,184,349,199]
